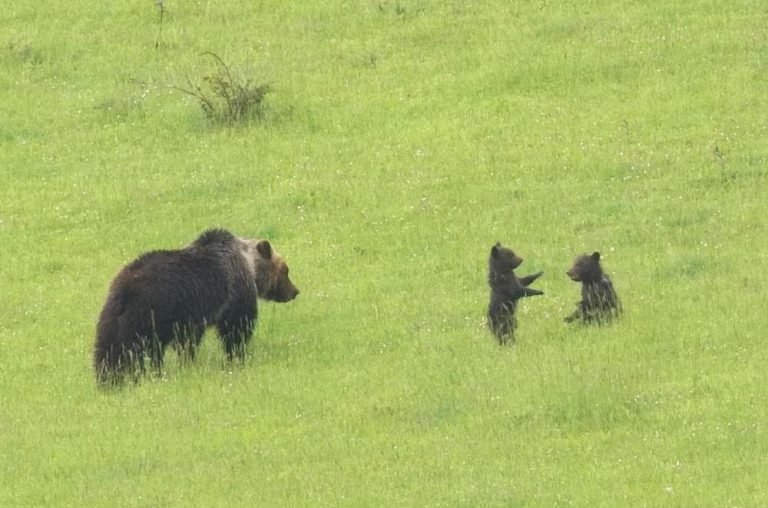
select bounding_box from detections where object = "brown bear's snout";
[265,280,299,302]
[284,284,299,301]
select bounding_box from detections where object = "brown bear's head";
[489,242,524,273]
[567,252,603,283]
[251,240,300,302]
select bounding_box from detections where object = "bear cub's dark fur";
[93,228,299,384]
[487,243,544,345]
[565,251,621,324]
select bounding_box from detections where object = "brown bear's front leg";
[217,310,256,362]
[564,308,581,323]
[518,271,544,287]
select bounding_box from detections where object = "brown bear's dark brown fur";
[565,251,621,324]
[487,243,544,345]
[93,228,299,384]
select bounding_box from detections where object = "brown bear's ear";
[256,240,273,259]
[591,252,601,262]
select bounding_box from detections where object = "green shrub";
[177,52,271,125]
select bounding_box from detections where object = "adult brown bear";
[93,229,299,384]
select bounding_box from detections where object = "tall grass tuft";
[176,52,272,126]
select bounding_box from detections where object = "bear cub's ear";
[256,240,273,259]
[491,242,501,258]
[591,252,601,262]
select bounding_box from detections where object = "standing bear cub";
[565,251,621,324]
[487,243,544,345]
[93,228,299,384]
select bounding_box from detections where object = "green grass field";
[2,0,767,505]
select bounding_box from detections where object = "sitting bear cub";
[565,251,621,324]
[93,229,299,384]
[487,243,544,345]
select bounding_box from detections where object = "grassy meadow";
[2,0,767,505]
